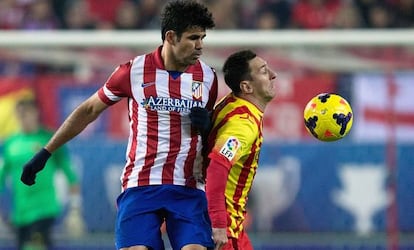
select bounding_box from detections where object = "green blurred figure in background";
[0,98,84,250]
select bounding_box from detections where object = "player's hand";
[212,227,228,250]
[189,107,211,136]
[20,148,51,185]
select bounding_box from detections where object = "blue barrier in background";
[1,139,413,235]
[66,139,414,234]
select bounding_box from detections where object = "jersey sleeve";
[98,60,133,105]
[208,114,258,169]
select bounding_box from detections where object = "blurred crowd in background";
[1,0,413,89]
[0,0,413,31]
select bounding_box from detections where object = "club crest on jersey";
[192,81,203,100]
[219,136,240,161]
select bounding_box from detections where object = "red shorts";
[222,230,253,250]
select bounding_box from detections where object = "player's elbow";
[80,95,108,121]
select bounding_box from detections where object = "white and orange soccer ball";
[304,93,353,142]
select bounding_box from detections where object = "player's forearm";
[45,97,105,153]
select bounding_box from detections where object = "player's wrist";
[39,147,52,158]
[209,210,227,228]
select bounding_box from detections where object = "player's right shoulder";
[110,58,138,79]
[117,59,134,70]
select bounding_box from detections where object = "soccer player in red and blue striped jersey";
[20,1,217,250]
[206,50,277,250]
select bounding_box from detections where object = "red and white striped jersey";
[98,46,218,192]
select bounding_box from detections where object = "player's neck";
[239,94,267,112]
[22,124,40,134]
[161,46,188,72]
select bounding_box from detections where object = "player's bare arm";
[45,92,108,153]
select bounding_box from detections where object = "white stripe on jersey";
[103,85,122,102]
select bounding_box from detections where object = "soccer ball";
[304,93,353,142]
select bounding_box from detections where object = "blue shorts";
[115,185,214,250]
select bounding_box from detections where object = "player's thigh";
[164,186,213,250]
[115,187,165,250]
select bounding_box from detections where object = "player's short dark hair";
[160,0,215,41]
[222,50,257,95]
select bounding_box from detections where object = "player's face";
[172,27,206,68]
[16,104,39,133]
[248,56,277,103]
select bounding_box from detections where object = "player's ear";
[165,30,176,45]
[240,80,253,94]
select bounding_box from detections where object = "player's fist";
[20,148,51,185]
[190,107,211,136]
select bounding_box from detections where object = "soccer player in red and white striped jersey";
[98,39,217,191]
[20,1,217,250]
[206,50,277,250]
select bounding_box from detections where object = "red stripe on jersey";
[209,104,253,152]
[233,141,258,233]
[107,62,134,97]
[211,94,237,122]
[222,104,262,139]
[138,54,158,186]
[162,74,182,184]
[122,100,139,189]
[183,62,204,187]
